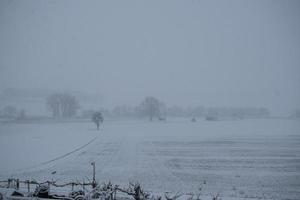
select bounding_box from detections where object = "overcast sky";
[0,0,299,115]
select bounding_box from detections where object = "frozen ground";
[0,118,300,199]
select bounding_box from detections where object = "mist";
[1,0,300,115]
[1,1,300,199]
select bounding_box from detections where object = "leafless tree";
[92,112,103,130]
[46,93,79,118]
[2,105,18,119]
[59,94,80,118]
[47,94,61,118]
[139,97,162,121]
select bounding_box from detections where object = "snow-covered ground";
[0,118,300,199]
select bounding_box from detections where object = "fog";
[0,0,300,116]
[1,1,300,199]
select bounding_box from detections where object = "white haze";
[0,0,300,116]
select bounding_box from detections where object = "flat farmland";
[0,118,299,199]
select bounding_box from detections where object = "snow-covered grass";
[0,118,299,199]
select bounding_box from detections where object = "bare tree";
[2,105,18,119]
[47,94,61,118]
[46,93,80,118]
[139,97,162,121]
[92,111,103,130]
[59,94,80,118]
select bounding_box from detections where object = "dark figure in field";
[92,112,103,130]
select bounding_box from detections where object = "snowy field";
[0,118,300,199]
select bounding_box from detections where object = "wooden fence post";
[16,179,19,190]
[91,162,96,188]
[7,179,11,188]
[26,180,30,193]
[48,181,51,193]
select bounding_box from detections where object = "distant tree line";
[1,93,272,122]
[80,96,270,121]
[0,105,26,120]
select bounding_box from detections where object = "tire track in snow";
[93,135,142,185]
[41,137,98,165]
[12,137,98,178]
[142,141,165,190]
[97,137,132,181]
[147,141,186,192]
[93,139,124,176]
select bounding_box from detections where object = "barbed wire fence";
[0,163,219,200]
